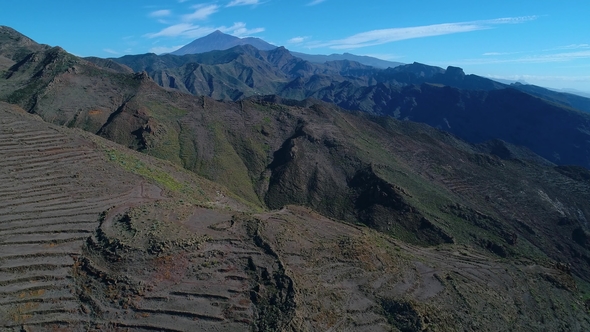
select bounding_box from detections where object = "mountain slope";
[10,45,590,279]
[343,83,590,167]
[4,90,590,330]
[2,26,590,330]
[511,82,590,114]
[0,94,590,331]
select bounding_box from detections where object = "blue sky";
[1,0,589,92]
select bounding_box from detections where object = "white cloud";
[149,45,185,54]
[145,22,264,39]
[226,0,260,7]
[517,50,590,63]
[308,16,538,50]
[545,44,590,51]
[482,16,538,25]
[103,48,119,55]
[463,50,590,65]
[144,3,264,42]
[307,0,326,5]
[482,43,590,59]
[183,4,219,21]
[145,23,197,38]
[149,9,171,17]
[562,44,590,50]
[288,36,308,44]
[228,22,265,37]
[482,51,523,56]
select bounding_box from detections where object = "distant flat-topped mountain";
[171,30,276,55]
[290,51,403,69]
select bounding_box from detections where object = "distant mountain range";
[170,30,403,69]
[108,44,590,169]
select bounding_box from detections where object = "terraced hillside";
[0,102,267,331]
[0,105,159,327]
[0,103,146,328]
[2,101,590,331]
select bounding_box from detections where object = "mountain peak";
[171,31,276,56]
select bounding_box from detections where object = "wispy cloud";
[560,44,590,50]
[307,0,326,5]
[149,45,185,54]
[482,43,590,59]
[308,16,537,50]
[149,9,171,17]
[183,4,219,21]
[482,51,523,56]
[145,23,196,38]
[226,0,260,7]
[145,22,263,39]
[544,44,590,52]
[230,22,264,37]
[485,74,590,88]
[288,36,309,44]
[463,50,590,65]
[103,48,119,55]
[515,50,590,63]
